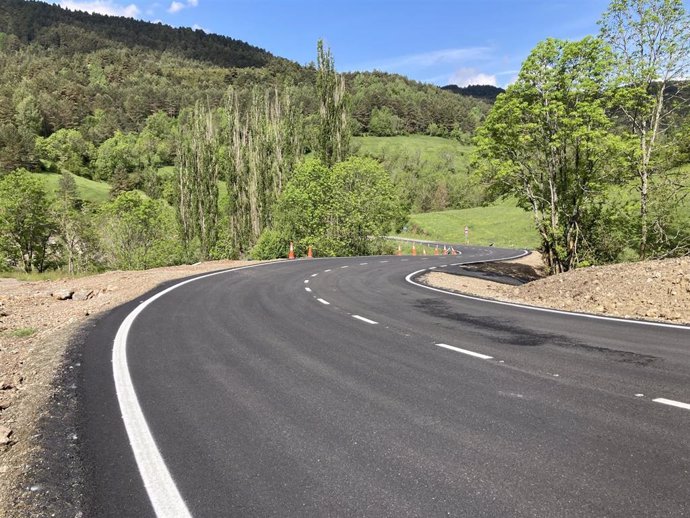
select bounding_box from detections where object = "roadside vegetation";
[0,0,689,278]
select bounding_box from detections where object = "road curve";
[79,247,690,517]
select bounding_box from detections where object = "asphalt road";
[79,247,690,517]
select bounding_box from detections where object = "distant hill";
[0,0,276,69]
[441,84,505,102]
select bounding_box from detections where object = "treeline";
[0,41,404,274]
[0,0,276,69]
[475,0,690,273]
[0,0,491,173]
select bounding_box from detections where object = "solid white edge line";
[653,398,690,410]
[352,315,378,325]
[435,343,493,360]
[405,253,690,331]
[113,262,272,518]
[317,298,330,305]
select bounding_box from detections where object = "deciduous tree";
[599,0,690,257]
[475,37,625,273]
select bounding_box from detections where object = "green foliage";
[176,102,222,260]
[94,131,139,182]
[100,191,180,270]
[316,40,350,166]
[354,135,484,213]
[0,169,56,272]
[275,156,405,256]
[224,86,304,256]
[475,37,625,272]
[35,129,94,178]
[251,229,290,260]
[348,72,492,136]
[368,107,402,136]
[600,0,690,257]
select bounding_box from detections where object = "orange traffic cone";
[434,245,439,256]
[412,244,417,256]
[288,241,295,260]
[397,244,402,256]
[307,245,313,258]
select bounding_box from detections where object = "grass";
[0,269,92,281]
[395,198,541,250]
[31,171,111,204]
[353,135,473,170]
[11,327,37,338]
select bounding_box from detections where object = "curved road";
[79,247,690,517]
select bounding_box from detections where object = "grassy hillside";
[30,172,111,204]
[395,198,541,249]
[354,135,472,170]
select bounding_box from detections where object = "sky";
[47,0,687,87]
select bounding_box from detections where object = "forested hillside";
[0,0,490,171]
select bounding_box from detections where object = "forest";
[0,0,689,276]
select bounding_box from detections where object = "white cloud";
[167,0,198,13]
[449,68,497,87]
[57,0,140,17]
[192,23,206,32]
[167,1,184,13]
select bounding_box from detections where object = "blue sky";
[49,0,686,87]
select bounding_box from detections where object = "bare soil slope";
[423,254,690,324]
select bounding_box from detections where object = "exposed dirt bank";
[422,253,690,325]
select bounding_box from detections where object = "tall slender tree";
[599,0,690,258]
[176,101,221,260]
[316,39,350,166]
[225,86,303,255]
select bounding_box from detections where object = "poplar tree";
[176,101,221,260]
[316,39,350,166]
[225,86,303,255]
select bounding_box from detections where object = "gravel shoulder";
[0,260,259,517]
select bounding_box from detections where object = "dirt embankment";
[422,253,690,324]
[0,260,258,517]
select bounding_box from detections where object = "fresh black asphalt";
[78,247,690,517]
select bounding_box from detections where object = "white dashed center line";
[352,315,378,325]
[311,273,318,277]
[305,287,312,293]
[317,298,330,305]
[653,398,690,410]
[360,262,368,265]
[341,265,349,269]
[435,343,493,360]
[324,269,332,272]
[304,280,309,284]
[380,260,389,263]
